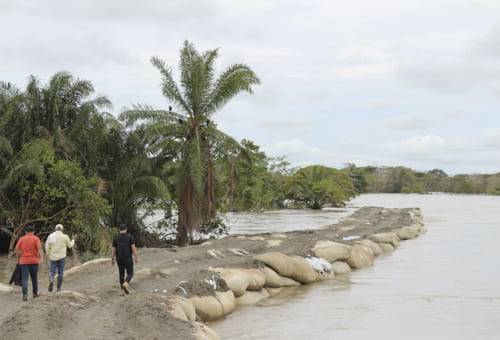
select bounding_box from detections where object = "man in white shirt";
[45,224,75,292]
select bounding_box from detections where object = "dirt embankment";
[0,207,425,340]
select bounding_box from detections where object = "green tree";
[121,41,259,245]
[286,165,356,209]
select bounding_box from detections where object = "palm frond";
[205,63,260,115]
[150,56,191,114]
[132,176,170,199]
[120,104,184,127]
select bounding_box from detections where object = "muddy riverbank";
[0,206,424,339]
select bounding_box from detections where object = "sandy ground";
[0,206,421,339]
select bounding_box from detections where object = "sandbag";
[378,242,394,252]
[255,252,319,284]
[235,289,270,306]
[355,239,383,256]
[367,233,400,248]
[311,241,351,262]
[259,266,300,288]
[265,287,286,296]
[305,256,332,273]
[290,256,323,284]
[210,268,248,297]
[215,290,235,315]
[192,322,222,340]
[189,295,225,321]
[211,267,265,296]
[331,261,351,275]
[393,226,420,240]
[242,268,266,291]
[166,295,196,322]
[346,245,374,269]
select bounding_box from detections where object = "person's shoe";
[48,282,53,293]
[56,287,61,293]
[22,295,28,301]
[33,293,39,299]
[121,282,130,295]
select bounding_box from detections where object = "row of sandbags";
[166,220,426,336]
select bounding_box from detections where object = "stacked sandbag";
[311,241,351,263]
[331,261,351,275]
[254,252,320,284]
[378,243,394,252]
[210,267,265,297]
[259,266,300,288]
[393,225,420,240]
[189,290,235,321]
[164,295,196,322]
[367,232,400,248]
[355,239,383,256]
[235,289,270,305]
[346,245,375,269]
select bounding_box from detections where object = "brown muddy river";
[214,193,500,339]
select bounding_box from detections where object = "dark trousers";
[20,264,38,296]
[117,258,133,285]
[49,258,66,289]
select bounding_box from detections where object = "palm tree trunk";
[177,178,200,246]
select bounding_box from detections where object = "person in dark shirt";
[111,224,138,294]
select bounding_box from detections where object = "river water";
[213,193,500,340]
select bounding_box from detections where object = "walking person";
[15,225,43,301]
[111,224,138,294]
[45,224,75,292]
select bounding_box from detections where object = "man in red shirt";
[15,225,43,301]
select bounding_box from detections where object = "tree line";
[344,165,500,195]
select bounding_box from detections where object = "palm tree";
[122,41,260,246]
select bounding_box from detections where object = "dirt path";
[0,206,422,339]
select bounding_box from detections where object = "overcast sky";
[1,0,500,174]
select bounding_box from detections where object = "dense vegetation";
[1,42,498,253]
[344,165,500,195]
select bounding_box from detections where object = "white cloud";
[384,114,434,130]
[263,139,325,165]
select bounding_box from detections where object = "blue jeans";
[20,264,38,296]
[49,258,65,288]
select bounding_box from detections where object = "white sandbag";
[331,261,351,275]
[311,241,351,262]
[259,266,300,288]
[235,289,270,306]
[346,245,374,269]
[393,225,420,240]
[378,242,394,252]
[192,322,222,340]
[367,232,400,248]
[305,256,332,273]
[355,239,383,256]
[189,295,225,321]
